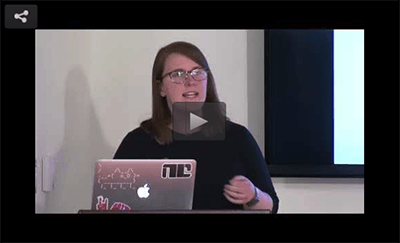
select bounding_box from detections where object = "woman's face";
[160,53,208,112]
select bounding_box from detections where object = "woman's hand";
[223,175,255,205]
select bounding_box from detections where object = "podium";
[78,210,271,214]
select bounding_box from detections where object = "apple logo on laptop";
[137,183,150,198]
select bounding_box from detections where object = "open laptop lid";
[91,159,197,210]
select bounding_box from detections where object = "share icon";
[14,10,29,23]
[5,5,37,29]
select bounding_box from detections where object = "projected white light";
[333,30,364,165]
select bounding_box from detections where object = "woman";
[114,41,279,213]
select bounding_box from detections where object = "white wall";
[35,30,364,213]
[36,30,93,212]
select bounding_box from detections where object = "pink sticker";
[96,195,109,210]
[110,202,131,211]
[96,196,131,211]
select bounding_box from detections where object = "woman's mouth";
[182,91,199,98]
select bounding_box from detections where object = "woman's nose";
[184,75,195,86]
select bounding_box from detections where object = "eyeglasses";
[161,68,208,84]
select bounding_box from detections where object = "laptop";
[91,159,197,211]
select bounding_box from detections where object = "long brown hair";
[140,41,229,145]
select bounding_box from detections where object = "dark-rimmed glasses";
[161,68,209,84]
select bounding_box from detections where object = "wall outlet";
[42,156,56,192]
[35,159,38,194]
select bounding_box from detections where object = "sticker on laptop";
[97,167,138,190]
[161,163,193,179]
[96,195,131,211]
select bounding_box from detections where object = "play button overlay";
[173,102,226,141]
[190,113,208,131]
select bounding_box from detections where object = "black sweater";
[113,121,279,213]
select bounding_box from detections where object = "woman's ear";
[158,80,166,97]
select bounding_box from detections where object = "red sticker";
[96,195,131,211]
